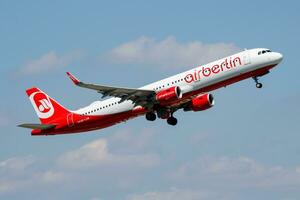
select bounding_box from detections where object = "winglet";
[66,72,80,85]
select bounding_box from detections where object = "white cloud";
[0,156,35,193]
[128,188,219,200]
[1,129,300,199]
[169,156,300,190]
[0,156,35,173]
[58,138,160,169]
[108,128,158,154]
[0,181,18,193]
[0,133,161,196]
[127,157,300,200]
[20,50,82,75]
[104,36,240,69]
[0,156,66,194]
[40,170,65,183]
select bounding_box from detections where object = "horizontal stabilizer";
[18,123,56,130]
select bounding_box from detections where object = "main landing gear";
[145,111,178,126]
[253,76,263,89]
[167,116,177,126]
[145,112,156,121]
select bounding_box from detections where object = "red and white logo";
[29,92,54,119]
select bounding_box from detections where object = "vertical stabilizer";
[26,87,71,124]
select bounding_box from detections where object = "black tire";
[256,83,263,88]
[146,112,156,121]
[167,117,177,126]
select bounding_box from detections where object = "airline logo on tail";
[29,92,54,119]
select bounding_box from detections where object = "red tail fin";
[26,87,71,124]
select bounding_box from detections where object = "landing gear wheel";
[146,112,156,121]
[167,117,177,126]
[253,76,263,89]
[256,83,263,88]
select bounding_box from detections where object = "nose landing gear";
[253,76,263,89]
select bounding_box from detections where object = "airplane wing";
[18,123,56,130]
[66,72,156,108]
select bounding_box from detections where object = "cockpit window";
[258,49,272,55]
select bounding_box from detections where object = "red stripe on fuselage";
[32,106,146,135]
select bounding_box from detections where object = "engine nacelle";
[156,86,182,104]
[184,93,215,112]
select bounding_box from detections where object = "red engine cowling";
[156,86,182,104]
[184,93,214,112]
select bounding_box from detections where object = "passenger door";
[243,50,251,65]
[67,113,74,127]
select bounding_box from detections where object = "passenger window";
[258,51,261,55]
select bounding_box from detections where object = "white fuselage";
[74,48,283,116]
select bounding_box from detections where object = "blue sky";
[0,0,300,200]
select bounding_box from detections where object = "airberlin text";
[184,57,242,83]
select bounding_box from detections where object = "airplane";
[19,48,283,136]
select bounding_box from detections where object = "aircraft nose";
[273,52,283,63]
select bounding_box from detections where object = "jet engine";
[184,93,214,112]
[156,86,182,104]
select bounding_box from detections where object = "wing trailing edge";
[66,72,155,108]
